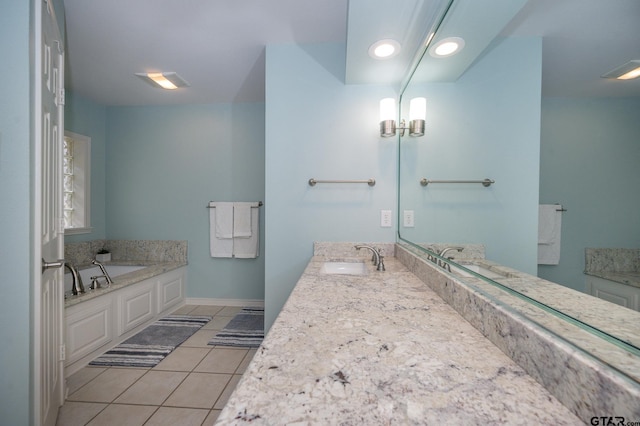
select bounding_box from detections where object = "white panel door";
[34,0,65,425]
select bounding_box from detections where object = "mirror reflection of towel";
[538,204,562,265]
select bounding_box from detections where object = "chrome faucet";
[89,275,108,290]
[91,259,113,285]
[64,262,85,295]
[354,245,385,271]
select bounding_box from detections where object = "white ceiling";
[62,0,349,105]
[62,0,640,106]
[503,0,640,98]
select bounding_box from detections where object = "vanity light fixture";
[429,37,465,58]
[380,98,397,137]
[369,39,401,60]
[379,97,426,138]
[135,72,190,90]
[601,60,640,80]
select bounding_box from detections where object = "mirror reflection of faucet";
[438,247,464,264]
[427,247,464,272]
[425,246,438,263]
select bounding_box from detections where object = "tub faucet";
[91,259,113,285]
[354,245,385,271]
[64,262,85,295]
[89,275,109,290]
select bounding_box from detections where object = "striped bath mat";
[208,307,264,348]
[89,315,211,368]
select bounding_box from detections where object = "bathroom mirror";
[398,0,640,357]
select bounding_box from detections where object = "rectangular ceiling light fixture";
[135,72,190,89]
[601,60,640,80]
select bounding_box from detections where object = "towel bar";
[420,178,494,187]
[206,201,263,208]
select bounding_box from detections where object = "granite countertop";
[64,261,187,308]
[216,256,580,424]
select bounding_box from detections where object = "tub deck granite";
[216,256,580,424]
[64,261,187,308]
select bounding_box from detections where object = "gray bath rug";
[89,315,211,368]
[208,307,264,348]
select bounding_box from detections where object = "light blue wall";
[0,2,32,424]
[399,37,542,274]
[538,97,640,291]
[64,91,108,241]
[105,103,265,300]
[264,43,398,330]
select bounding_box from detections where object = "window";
[63,131,91,234]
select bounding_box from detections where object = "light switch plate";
[403,210,415,227]
[381,210,392,227]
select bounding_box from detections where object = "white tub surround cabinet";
[64,265,186,376]
[217,251,579,423]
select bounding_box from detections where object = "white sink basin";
[320,262,367,275]
[450,264,505,279]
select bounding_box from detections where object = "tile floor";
[56,305,257,426]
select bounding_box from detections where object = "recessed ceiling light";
[135,72,190,90]
[429,37,465,58]
[601,60,640,80]
[368,39,401,60]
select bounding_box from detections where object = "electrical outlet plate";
[381,210,392,227]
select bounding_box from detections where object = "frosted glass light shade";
[135,72,190,90]
[379,98,396,122]
[409,97,426,120]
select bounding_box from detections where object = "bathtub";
[64,264,146,296]
[64,262,187,376]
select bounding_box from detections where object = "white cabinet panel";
[158,269,185,312]
[118,280,156,335]
[66,297,112,364]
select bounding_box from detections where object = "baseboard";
[185,297,264,308]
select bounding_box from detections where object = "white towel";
[233,207,259,258]
[214,202,234,239]
[233,202,253,238]
[210,202,233,258]
[538,204,562,265]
